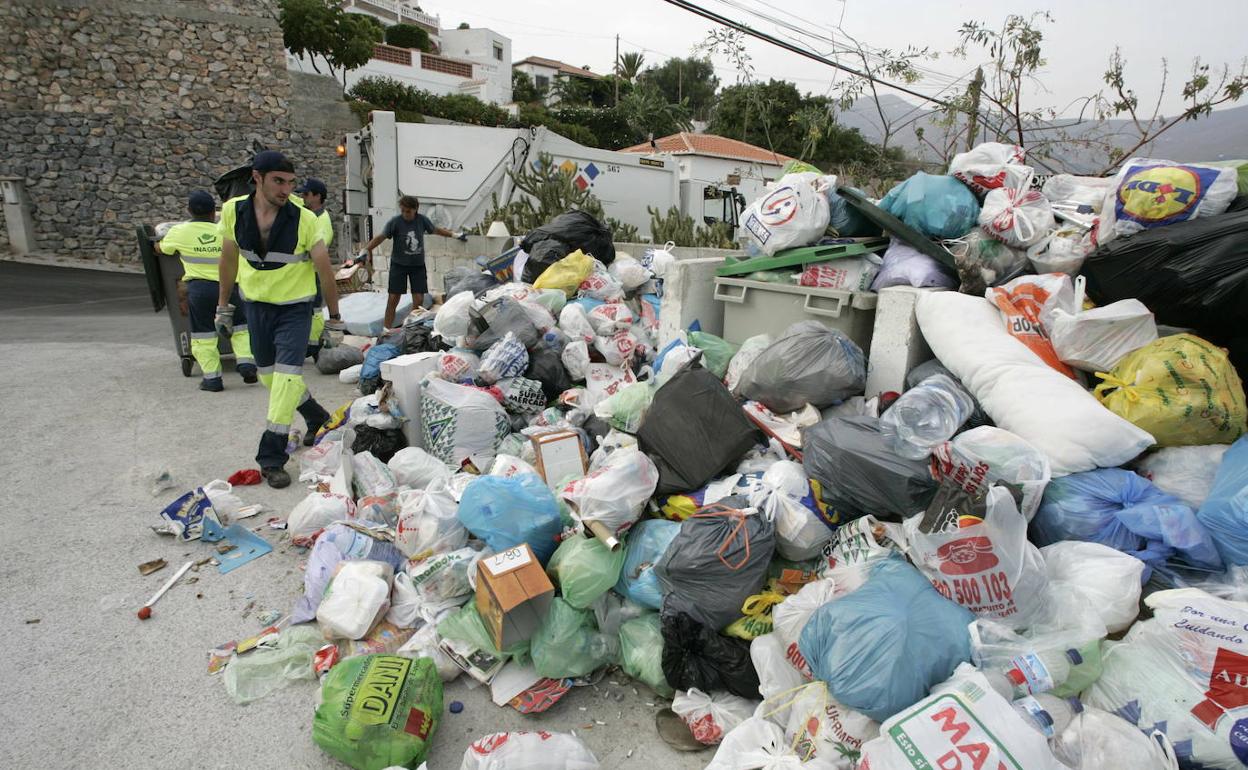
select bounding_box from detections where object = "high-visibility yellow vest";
[157,220,221,282]
[219,194,324,305]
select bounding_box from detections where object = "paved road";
[0,262,709,770]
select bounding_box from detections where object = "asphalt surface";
[0,262,710,770]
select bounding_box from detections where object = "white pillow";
[915,291,1153,475]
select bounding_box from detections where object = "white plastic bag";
[1050,292,1157,373]
[558,303,596,342]
[752,633,809,705]
[1040,541,1144,634]
[559,447,658,536]
[395,482,467,559]
[707,717,834,770]
[672,687,759,745]
[858,664,1073,770]
[1098,158,1239,242]
[608,253,652,291]
[1135,445,1229,509]
[202,479,245,522]
[641,241,677,279]
[1029,225,1096,276]
[316,560,394,640]
[288,492,355,547]
[584,363,636,407]
[419,378,510,469]
[396,613,462,682]
[931,426,1052,520]
[753,460,832,561]
[980,183,1056,248]
[726,334,773,391]
[487,453,539,478]
[742,172,832,256]
[772,578,839,663]
[903,485,1050,629]
[385,571,423,628]
[459,731,600,770]
[352,450,397,498]
[388,446,452,489]
[300,438,345,483]
[587,302,635,335]
[593,330,638,367]
[1084,588,1248,770]
[578,259,625,301]
[338,363,363,384]
[1053,707,1178,770]
[434,290,476,340]
[949,142,1030,196]
[767,682,880,767]
[1042,174,1116,208]
[406,547,477,615]
[560,339,590,381]
[435,349,481,382]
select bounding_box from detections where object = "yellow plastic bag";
[533,249,592,297]
[722,586,787,640]
[1094,333,1247,447]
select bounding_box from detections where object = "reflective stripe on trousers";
[185,279,252,378]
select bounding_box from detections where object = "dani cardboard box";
[476,543,555,650]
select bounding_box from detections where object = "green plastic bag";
[223,625,321,704]
[530,597,620,679]
[620,613,673,696]
[437,601,531,662]
[547,536,627,608]
[593,381,655,434]
[688,331,740,379]
[312,654,443,770]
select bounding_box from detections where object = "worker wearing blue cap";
[294,177,332,358]
[157,190,256,390]
[215,150,346,488]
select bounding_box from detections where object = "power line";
[659,0,955,109]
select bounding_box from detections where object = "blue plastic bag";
[827,187,876,237]
[879,172,980,238]
[457,473,563,564]
[1032,468,1223,581]
[360,343,401,381]
[798,557,973,722]
[1198,436,1248,566]
[615,519,680,609]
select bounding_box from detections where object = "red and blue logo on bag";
[1116,164,1220,227]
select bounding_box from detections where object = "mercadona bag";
[312,655,442,770]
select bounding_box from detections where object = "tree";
[331,13,384,88]
[618,82,692,142]
[512,70,546,104]
[384,23,432,52]
[279,0,383,88]
[549,73,617,108]
[476,153,638,241]
[639,57,719,121]
[457,22,470,30]
[833,34,935,156]
[616,51,646,83]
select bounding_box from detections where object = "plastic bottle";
[880,374,975,459]
[1003,648,1083,695]
[1013,694,1084,738]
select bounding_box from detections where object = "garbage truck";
[342,110,745,246]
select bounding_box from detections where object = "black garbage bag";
[315,345,365,375]
[733,321,866,414]
[1082,209,1248,374]
[516,209,614,270]
[655,503,775,631]
[465,297,540,352]
[637,361,760,495]
[351,424,408,464]
[801,415,938,524]
[660,610,760,699]
[521,240,574,285]
[400,320,443,355]
[905,359,992,432]
[524,341,572,401]
[443,266,498,298]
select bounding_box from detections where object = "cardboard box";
[475,544,555,651]
[530,430,588,490]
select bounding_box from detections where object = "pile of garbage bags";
[203,181,1248,769]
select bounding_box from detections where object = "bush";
[347,77,509,125]
[384,23,431,52]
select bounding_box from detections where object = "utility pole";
[965,66,983,152]
[614,34,620,105]
[678,61,682,102]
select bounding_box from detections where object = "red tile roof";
[620,132,793,165]
[513,56,600,80]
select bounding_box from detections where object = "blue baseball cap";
[296,178,327,197]
[251,150,292,173]
[187,190,215,215]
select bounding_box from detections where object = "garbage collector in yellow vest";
[294,177,333,359]
[215,151,346,488]
[156,190,256,391]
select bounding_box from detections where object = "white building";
[620,132,792,214]
[286,2,513,106]
[512,56,599,105]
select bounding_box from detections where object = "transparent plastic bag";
[619,612,672,696]
[931,425,1052,520]
[1050,297,1158,373]
[615,518,680,609]
[395,482,467,560]
[459,731,600,770]
[1136,445,1228,510]
[352,450,398,498]
[673,687,758,746]
[1197,435,1248,566]
[223,625,322,704]
[880,374,976,460]
[1053,707,1179,770]
[559,447,659,537]
[388,446,453,490]
[530,597,619,679]
[288,492,356,547]
[396,612,462,682]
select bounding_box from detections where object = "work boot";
[200,378,224,392]
[303,420,324,447]
[238,365,258,384]
[261,467,291,489]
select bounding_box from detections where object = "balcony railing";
[371,43,412,66]
[420,53,472,78]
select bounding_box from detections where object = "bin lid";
[837,187,958,271]
[716,238,887,277]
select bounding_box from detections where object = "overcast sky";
[432,0,1246,118]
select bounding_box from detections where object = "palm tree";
[618,82,692,143]
[616,51,646,83]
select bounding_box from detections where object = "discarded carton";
[475,544,555,651]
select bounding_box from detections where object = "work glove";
[325,314,346,344]
[455,232,468,242]
[214,304,235,337]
